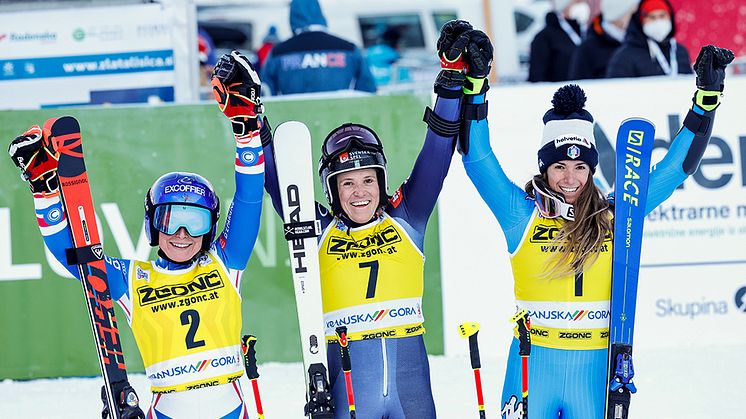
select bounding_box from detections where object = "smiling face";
[546,160,590,204]
[336,168,380,224]
[158,227,202,262]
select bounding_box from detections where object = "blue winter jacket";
[261,0,376,95]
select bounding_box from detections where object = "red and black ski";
[45,116,144,419]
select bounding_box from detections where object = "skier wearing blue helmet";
[8,51,268,418]
[144,172,221,254]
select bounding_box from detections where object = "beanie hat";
[601,0,639,22]
[538,84,598,173]
[640,0,670,18]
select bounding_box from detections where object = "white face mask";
[643,19,672,43]
[568,2,591,26]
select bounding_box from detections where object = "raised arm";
[210,51,267,270]
[457,30,534,253]
[646,45,734,213]
[389,20,473,233]
[8,123,130,302]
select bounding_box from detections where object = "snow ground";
[2,346,744,418]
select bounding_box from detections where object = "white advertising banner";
[0,3,196,109]
[440,76,746,361]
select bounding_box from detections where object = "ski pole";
[335,326,356,418]
[242,335,265,419]
[458,322,486,419]
[510,309,531,419]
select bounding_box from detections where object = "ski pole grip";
[511,309,531,356]
[336,326,352,372]
[242,335,260,379]
[468,333,481,370]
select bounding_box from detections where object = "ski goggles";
[153,204,213,237]
[323,127,383,159]
[532,179,575,221]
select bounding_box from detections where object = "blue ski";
[606,117,655,419]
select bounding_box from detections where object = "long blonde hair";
[525,172,613,278]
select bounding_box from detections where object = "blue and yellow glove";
[462,29,493,95]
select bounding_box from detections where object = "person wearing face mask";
[568,0,639,80]
[606,0,693,78]
[528,0,590,83]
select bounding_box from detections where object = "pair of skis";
[46,116,144,418]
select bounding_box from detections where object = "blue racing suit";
[262,92,461,418]
[461,91,716,418]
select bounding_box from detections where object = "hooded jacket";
[262,0,376,95]
[528,11,583,83]
[605,0,692,78]
[568,16,622,80]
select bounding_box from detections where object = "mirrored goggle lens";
[153,205,212,237]
[324,134,381,157]
[534,189,561,218]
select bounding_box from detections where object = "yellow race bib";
[319,214,426,341]
[129,252,244,393]
[510,210,613,350]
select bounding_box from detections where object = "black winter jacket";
[568,16,621,80]
[605,0,692,78]
[528,12,583,83]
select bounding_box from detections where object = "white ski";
[273,121,334,418]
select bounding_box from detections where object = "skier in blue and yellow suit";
[261,20,485,419]
[459,36,734,419]
[8,51,268,418]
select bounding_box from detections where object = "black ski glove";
[434,20,472,92]
[462,29,494,95]
[212,50,264,137]
[8,124,59,196]
[693,45,734,111]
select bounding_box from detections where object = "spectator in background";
[257,25,280,71]
[262,0,376,95]
[528,0,591,83]
[198,27,217,100]
[606,0,692,78]
[569,0,639,80]
[365,26,412,87]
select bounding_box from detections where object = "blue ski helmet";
[318,123,388,215]
[144,172,220,250]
